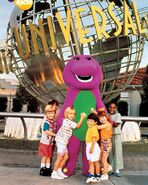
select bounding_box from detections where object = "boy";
[85,113,100,183]
[38,105,56,176]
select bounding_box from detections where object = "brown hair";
[87,113,99,125]
[48,99,59,106]
[97,108,112,124]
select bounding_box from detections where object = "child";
[85,113,101,184]
[108,102,123,177]
[97,109,113,181]
[51,106,86,179]
[38,105,56,176]
[38,99,59,138]
[48,99,59,118]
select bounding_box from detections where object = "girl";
[38,105,56,176]
[51,106,86,179]
[108,102,123,177]
[97,109,113,181]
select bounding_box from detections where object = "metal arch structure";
[6,0,146,104]
[138,6,148,41]
[0,40,13,74]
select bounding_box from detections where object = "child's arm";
[45,130,56,137]
[97,123,108,130]
[43,121,56,137]
[89,137,96,154]
[76,113,86,128]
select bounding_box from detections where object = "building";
[0,78,19,112]
[120,67,147,116]
[0,40,19,112]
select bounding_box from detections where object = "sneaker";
[86,176,97,183]
[115,172,121,177]
[86,172,92,177]
[58,170,68,178]
[51,171,64,179]
[100,174,108,181]
[95,174,101,182]
[46,167,53,176]
[40,167,48,176]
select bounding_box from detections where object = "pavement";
[0,148,148,185]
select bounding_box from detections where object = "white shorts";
[86,143,100,162]
[56,142,68,156]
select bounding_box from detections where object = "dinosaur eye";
[86,57,92,60]
[74,57,80,61]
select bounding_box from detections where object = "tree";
[140,65,148,116]
[15,85,39,112]
[12,98,23,112]
[27,98,39,113]
[0,97,7,112]
[0,97,7,119]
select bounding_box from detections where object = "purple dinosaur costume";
[57,55,106,176]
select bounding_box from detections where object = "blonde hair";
[64,106,75,118]
[44,105,55,113]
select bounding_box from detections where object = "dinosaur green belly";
[73,91,96,141]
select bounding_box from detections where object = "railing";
[0,112,44,139]
[0,112,148,139]
[121,116,148,126]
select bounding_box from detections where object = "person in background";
[38,105,56,176]
[48,99,59,115]
[108,102,123,177]
[85,113,101,184]
[51,106,86,179]
[97,109,113,181]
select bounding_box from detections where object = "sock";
[116,170,120,173]
[46,163,51,169]
[52,170,57,174]
[41,163,45,168]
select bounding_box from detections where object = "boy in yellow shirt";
[85,113,100,183]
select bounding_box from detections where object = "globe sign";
[7,0,145,104]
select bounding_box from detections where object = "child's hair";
[64,106,75,118]
[87,113,99,125]
[48,99,59,106]
[109,102,117,108]
[97,108,111,124]
[44,105,55,113]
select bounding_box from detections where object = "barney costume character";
[57,55,106,176]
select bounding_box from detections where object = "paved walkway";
[0,166,148,185]
[0,149,148,170]
[0,149,148,185]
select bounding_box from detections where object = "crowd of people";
[38,99,123,183]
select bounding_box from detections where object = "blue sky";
[0,0,147,75]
